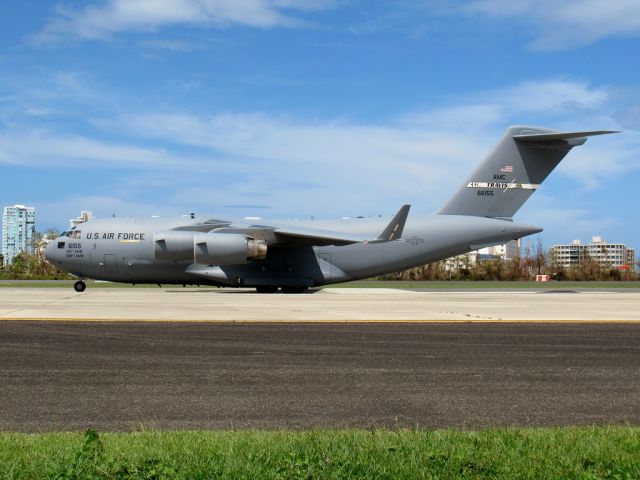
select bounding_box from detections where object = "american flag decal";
[501,165,513,173]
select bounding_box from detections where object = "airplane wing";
[272,226,371,246]
[206,204,412,247]
[209,224,372,246]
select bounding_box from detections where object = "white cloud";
[114,111,485,213]
[519,204,619,244]
[496,80,609,112]
[31,0,338,44]
[466,0,640,49]
[2,77,638,225]
[397,80,610,134]
[75,79,630,218]
[0,130,203,169]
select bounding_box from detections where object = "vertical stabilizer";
[438,126,615,218]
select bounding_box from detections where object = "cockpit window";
[71,230,81,239]
[59,231,68,238]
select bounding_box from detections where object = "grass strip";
[326,280,640,289]
[0,427,639,479]
[0,280,638,289]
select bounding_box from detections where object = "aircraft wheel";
[256,286,279,294]
[281,286,308,294]
[73,281,86,293]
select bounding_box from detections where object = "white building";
[69,210,94,229]
[2,205,36,265]
[551,236,635,271]
[480,240,521,261]
[446,239,521,270]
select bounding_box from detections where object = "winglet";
[376,204,411,241]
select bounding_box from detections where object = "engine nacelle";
[154,231,195,261]
[193,233,267,265]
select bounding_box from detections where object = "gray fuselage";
[45,214,539,287]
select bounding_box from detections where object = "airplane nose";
[44,241,57,264]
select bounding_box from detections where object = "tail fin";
[438,126,616,218]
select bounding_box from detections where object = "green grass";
[0,282,187,288]
[328,280,640,289]
[1,280,638,289]
[1,427,639,479]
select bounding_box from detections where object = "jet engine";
[193,233,267,265]
[154,231,195,261]
[154,231,267,264]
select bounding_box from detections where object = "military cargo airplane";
[45,126,614,293]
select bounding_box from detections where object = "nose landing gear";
[73,280,86,293]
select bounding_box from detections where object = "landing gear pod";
[194,233,267,265]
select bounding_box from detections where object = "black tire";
[73,281,86,293]
[256,286,279,294]
[281,286,308,294]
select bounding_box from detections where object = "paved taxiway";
[0,287,639,321]
[1,321,640,431]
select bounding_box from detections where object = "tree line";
[0,233,71,280]
[378,242,639,282]
[1,239,638,281]
[0,250,71,280]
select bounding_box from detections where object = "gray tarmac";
[1,287,640,321]
[2,321,640,432]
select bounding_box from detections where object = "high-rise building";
[551,236,635,271]
[2,205,36,265]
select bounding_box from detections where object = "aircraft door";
[104,254,118,274]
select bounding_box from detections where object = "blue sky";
[1,0,639,255]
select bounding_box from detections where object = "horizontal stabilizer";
[513,130,618,142]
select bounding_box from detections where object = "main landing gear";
[255,286,278,294]
[255,286,308,294]
[281,286,308,294]
[73,280,86,293]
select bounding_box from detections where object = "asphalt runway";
[1,287,640,321]
[1,321,640,432]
